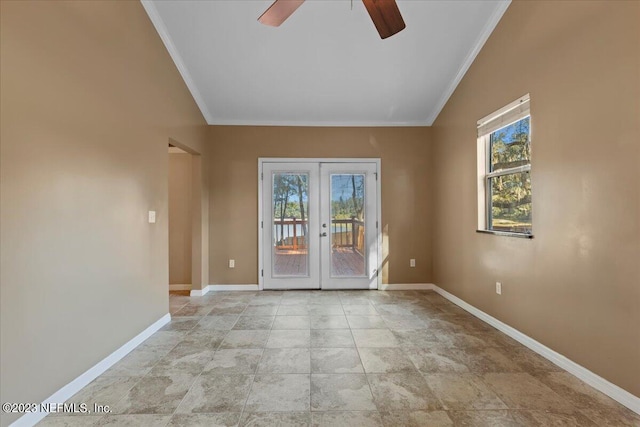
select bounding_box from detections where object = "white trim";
[425,0,511,125]
[191,284,260,296]
[477,133,488,230]
[140,1,214,124]
[486,164,531,179]
[258,159,264,291]
[169,284,191,291]
[477,95,530,137]
[199,283,432,293]
[208,119,432,127]
[430,285,640,415]
[210,284,260,292]
[375,163,382,290]
[379,283,435,291]
[10,314,171,427]
[259,158,381,164]
[190,286,209,296]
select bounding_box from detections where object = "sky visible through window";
[493,116,530,148]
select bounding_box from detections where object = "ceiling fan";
[258,0,406,39]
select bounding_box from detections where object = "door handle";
[321,232,327,237]
[322,223,327,228]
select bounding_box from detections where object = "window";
[477,94,532,237]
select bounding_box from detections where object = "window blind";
[477,94,530,137]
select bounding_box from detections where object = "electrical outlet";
[410,259,416,267]
[148,211,156,223]
[496,282,502,295]
[229,259,235,268]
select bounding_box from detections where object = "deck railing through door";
[274,218,364,254]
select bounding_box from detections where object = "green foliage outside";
[278,201,304,219]
[331,175,364,220]
[273,199,364,220]
[273,174,309,244]
[490,117,532,232]
[273,174,365,221]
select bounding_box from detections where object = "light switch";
[148,211,156,223]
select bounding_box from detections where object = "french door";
[261,160,379,290]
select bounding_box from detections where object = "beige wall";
[169,152,193,285]
[208,126,433,285]
[431,0,640,397]
[0,2,208,425]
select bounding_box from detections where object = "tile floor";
[38,290,639,426]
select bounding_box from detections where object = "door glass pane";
[272,173,309,276]
[330,174,366,277]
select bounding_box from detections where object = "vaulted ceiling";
[142,0,510,126]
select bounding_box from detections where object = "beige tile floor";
[38,290,639,426]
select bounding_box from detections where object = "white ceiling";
[142,0,510,126]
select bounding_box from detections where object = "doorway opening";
[259,158,381,290]
[168,144,193,295]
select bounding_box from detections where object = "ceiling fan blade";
[362,0,406,39]
[258,0,305,27]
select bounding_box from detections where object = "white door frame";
[258,158,382,291]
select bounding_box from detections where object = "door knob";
[321,232,327,237]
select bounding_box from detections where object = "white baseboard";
[11,313,171,427]
[210,284,260,292]
[169,284,191,291]
[430,284,640,415]
[190,286,208,296]
[197,284,428,293]
[379,283,434,291]
[190,284,260,296]
[192,283,432,294]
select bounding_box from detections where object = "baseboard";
[190,286,209,296]
[10,313,171,427]
[190,284,260,296]
[192,284,431,294]
[379,283,435,291]
[169,284,191,291]
[431,284,640,415]
[210,284,260,291]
